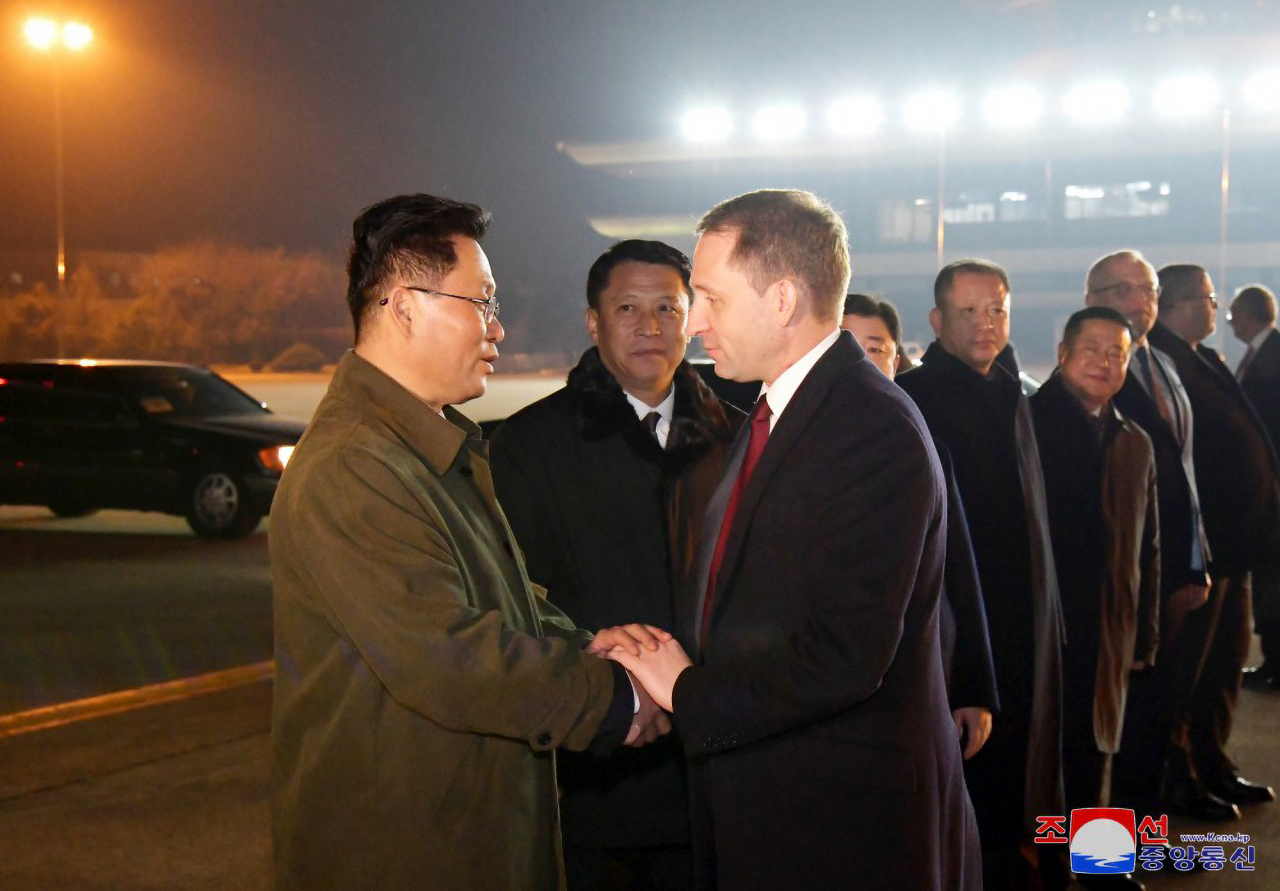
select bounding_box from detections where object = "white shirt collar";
[624,387,675,448]
[759,328,841,431]
[1250,327,1273,352]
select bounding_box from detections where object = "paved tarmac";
[1,663,1278,890]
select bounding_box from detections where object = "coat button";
[537,732,552,746]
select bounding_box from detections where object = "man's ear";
[929,306,943,338]
[1057,341,1068,367]
[585,307,600,344]
[775,279,800,327]
[388,287,415,336]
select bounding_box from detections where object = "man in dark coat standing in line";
[895,259,1065,891]
[1147,264,1278,810]
[1228,284,1280,687]
[1083,250,1226,823]
[491,240,741,889]
[1030,308,1160,891]
[607,189,981,891]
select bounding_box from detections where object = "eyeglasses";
[1091,281,1161,300]
[381,286,500,324]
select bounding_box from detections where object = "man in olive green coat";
[270,194,667,891]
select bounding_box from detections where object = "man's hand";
[623,671,672,747]
[952,707,992,760]
[607,638,692,712]
[1168,582,1211,616]
[587,623,672,657]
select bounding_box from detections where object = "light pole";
[24,17,92,357]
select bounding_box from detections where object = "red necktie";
[701,395,772,643]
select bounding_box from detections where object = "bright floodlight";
[24,17,58,50]
[752,104,806,141]
[983,85,1043,129]
[62,22,93,51]
[903,89,961,132]
[1154,74,1219,118]
[1243,71,1280,112]
[826,96,883,137]
[680,107,733,143]
[1064,81,1130,124]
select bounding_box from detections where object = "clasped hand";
[588,624,692,745]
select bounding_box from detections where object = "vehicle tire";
[47,500,97,519]
[185,467,262,539]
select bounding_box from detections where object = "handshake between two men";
[588,623,692,747]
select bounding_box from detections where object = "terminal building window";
[1063,181,1171,220]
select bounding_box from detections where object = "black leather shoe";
[1077,873,1146,891]
[1163,783,1242,822]
[1206,774,1276,806]
[1242,662,1278,690]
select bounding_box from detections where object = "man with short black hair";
[491,239,741,890]
[1030,309,1159,881]
[896,258,1065,890]
[1229,284,1280,686]
[1148,263,1278,810]
[841,293,904,377]
[270,194,667,890]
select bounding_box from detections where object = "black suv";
[0,360,307,539]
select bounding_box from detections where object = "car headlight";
[258,445,295,473]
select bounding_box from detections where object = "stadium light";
[752,104,806,141]
[826,96,883,137]
[1063,80,1130,124]
[982,85,1043,129]
[1154,74,1220,118]
[903,89,961,132]
[62,22,93,50]
[1243,70,1280,112]
[680,106,733,143]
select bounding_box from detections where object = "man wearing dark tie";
[1083,251,1231,822]
[1228,284,1280,688]
[605,189,981,890]
[490,239,741,889]
[1146,265,1279,811]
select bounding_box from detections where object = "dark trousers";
[1064,745,1109,811]
[1253,564,1280,664]
[1186,573,1251,784]
[564,844,692,891]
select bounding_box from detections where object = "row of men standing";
[491,239,1280,890]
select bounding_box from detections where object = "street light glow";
[1154,74,1219,117]
[752,104,806,141]
[983,85,1043,129]
[1243,70,1280,112]
[24,17,58,50]
[1063,80,1130,124]
[62,22,93,51]
[680,106,733,143]
[826,96,883,138]
[903,89,961,132]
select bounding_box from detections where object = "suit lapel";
[705,336,849,624]
[689,419,750,651]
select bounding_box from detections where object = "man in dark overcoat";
[491,240,740,889]
[1030,308,1160,843]
[1228,284,1280,687]
[1148,264,1278,809]
[895,259,1065,890]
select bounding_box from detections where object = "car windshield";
[108,366,267,418]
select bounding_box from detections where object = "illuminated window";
[1063,181,1171,220]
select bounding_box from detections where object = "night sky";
[0,1,1244,337]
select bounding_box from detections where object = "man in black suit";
[490,240,740,889]
[606,189,980,890]
[1228,284,1280,686]
[1147,264,1278,810]
[895,259,1065,891]
[1082,251,1230,822]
